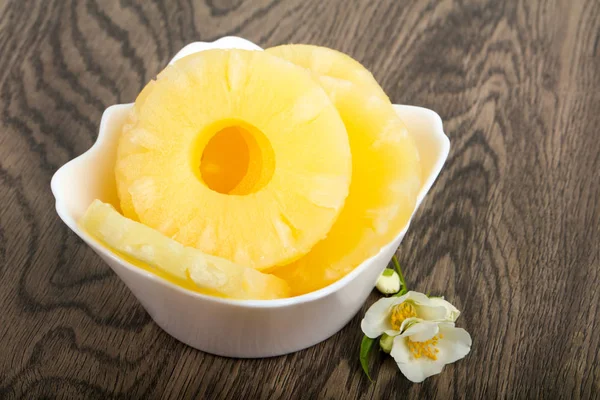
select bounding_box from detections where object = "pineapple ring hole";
[194,120,275,195]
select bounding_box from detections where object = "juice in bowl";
[51,37,449,358]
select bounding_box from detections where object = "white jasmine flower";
[360,291,460,339]
[390,320,471,383]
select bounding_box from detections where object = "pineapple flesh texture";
[81,200,291,300]
[267,44,390,102]
[115,49,352,270]
[267,46,422,296]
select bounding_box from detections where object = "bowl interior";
[51,104,131,231]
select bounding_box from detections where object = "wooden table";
[1,0,599,398]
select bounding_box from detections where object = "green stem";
[392,255,408,296]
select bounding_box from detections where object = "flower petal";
[382,329,403,337]
[403,291,430,303]
[427,297,461,322]
[398,316,423,333]
[402,292,454,322]
[400,320,441,342]
[436,324,472,364]
[390,334,411,363]
[416,304,448,321]
[397,360,445,383]
[360,295,406,338]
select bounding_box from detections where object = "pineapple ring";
[115,50,352,270]
[81,200,290,300]
[267,44,390,102]
[267,48,422,295]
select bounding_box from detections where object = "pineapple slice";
[267,48,422,296]
[266,44,389,102]
[115,49,351,270]
[80,200,290,300]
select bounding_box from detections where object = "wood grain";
[0,0,599,398]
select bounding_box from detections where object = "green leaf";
[360,335,377,382]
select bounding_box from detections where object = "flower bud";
[376,269,401,294]
[379,333,394,353]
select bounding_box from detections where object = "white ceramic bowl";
[51,37,449,358]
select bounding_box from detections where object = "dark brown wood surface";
[0,0,599,398]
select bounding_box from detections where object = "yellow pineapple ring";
[80,200,290,300]
[115,50,351,270]
[266,51,422,295]
[267,44,390,102]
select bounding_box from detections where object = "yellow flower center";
[389,302,417,330]
[407,334,444,360]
